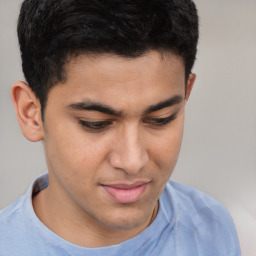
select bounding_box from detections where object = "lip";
[102,182,149,204]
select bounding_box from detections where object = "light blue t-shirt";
[0,174,240,256]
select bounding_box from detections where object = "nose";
[108,124,149,175]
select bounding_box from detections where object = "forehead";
[66,50,185,82]
[49,51,186,113]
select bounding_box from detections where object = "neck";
[32,182,159,248]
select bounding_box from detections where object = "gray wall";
[0,0,255,255]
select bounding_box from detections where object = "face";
[41,51,193,232]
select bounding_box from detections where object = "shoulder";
[165,180,234,224]
[162,180,241,254]
[0,196,25,251]
[167,180,227,213]
[0,195,25,225]
[0,174,54,256]
[0,187,38,255]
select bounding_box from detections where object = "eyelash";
[79,120,113,132]
[143,114,177,127]
[79,114,177,132]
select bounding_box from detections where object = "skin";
[12,50,195,247]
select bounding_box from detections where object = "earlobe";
[11,81,43,142]
[185,73,196,102]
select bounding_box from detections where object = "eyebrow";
[67,95,183,117]
[67,101,123,117]
[143,95,183,115]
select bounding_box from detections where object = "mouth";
[102,182,149,204]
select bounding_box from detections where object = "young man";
[0,0,240,255]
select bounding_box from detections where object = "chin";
[98,207,150,230]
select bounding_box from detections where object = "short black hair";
[17,0,199,118]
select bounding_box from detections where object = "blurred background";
[0,0,255,255]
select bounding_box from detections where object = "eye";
[79,120,113,132]
[143,113,177,127]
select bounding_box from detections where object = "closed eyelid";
[79,117,111,121]
[143,112,178,124]
[78,119,113,132]
[146,110,174,118]
[145,105,182,118]
[152,113,176,120]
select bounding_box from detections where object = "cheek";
[151,119,184,175]
[43,121,108,185]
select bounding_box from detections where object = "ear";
[11,81,43,142]
[185,73,196,102]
